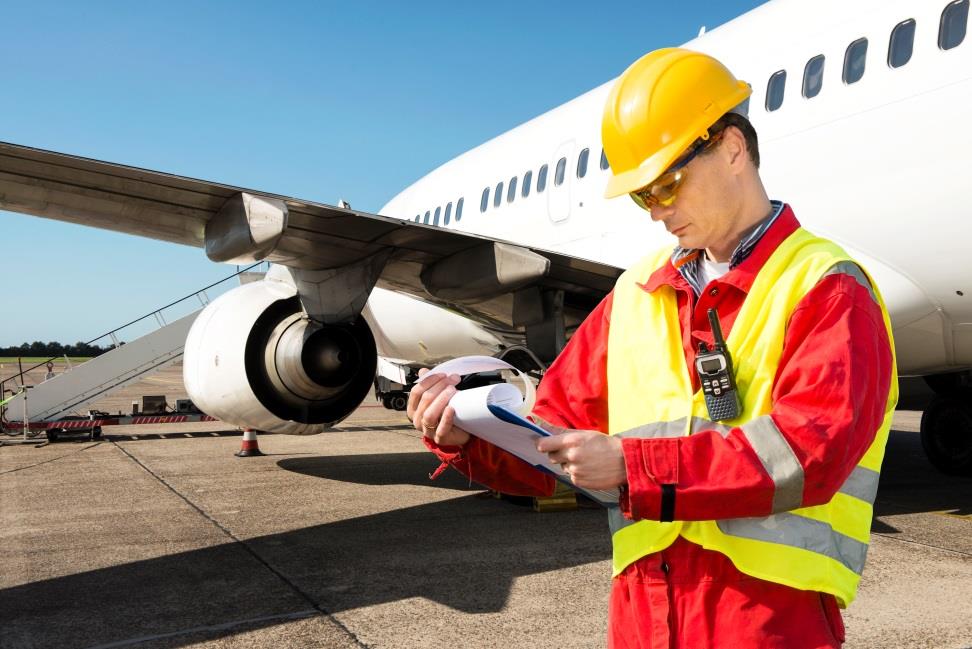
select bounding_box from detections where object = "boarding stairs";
[1,264,264,428]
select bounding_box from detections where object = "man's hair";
[706,111,760,169]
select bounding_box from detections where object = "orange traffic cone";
[235,428,264,457]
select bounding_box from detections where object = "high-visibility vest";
[606,228,898,607]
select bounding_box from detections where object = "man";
[409,48,896,648]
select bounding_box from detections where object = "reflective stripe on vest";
[606,228,898,607]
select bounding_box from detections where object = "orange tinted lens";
[647,171,684,204]
[629,190,652,211]
[629,170,685,211]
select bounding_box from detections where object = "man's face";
[644,132,743,252]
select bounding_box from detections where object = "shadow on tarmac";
[871,428,972,534]
[0,450,610,648]
[277,452,483,488]
[4,425,971,647]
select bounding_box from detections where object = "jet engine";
[183,278,377,434]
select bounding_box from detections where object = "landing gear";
[920,395,972,475]
[381,391,408,411]
[924,371,971,396]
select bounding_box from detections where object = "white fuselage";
[373,0,972,376]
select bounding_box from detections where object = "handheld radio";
[695,308,741,421]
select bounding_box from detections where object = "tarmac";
[1,367,971,648]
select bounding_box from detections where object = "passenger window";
[940,0,969,50]
[507,176,517,203]
[480,188,489,212]
[843,38,868,84]
[444,202,452,225]
[554,157,567,186]
[522,170,533,197]
[765,70,786,111]
[423,211,430,224]
[889,19,916,68]
[600,149,609,170]
[537,164,548,192]
[802,55,825,98]
[577,148,589,178]
[433,207,441,226]
[494,181,504,208]
[414,215,420,223]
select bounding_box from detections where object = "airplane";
[1,0,970,474]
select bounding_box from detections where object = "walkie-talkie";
[695,308,741,421]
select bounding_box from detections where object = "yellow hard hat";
[602,48,751,199]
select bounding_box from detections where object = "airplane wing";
[0,141,621,344]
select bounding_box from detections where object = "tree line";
[0,341,110,357]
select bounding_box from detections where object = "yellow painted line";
[932,510,972,521]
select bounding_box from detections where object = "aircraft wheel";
[46,429,60,443]
[389,393,408,411]
[920,394,972,475]
[91,426,103,440]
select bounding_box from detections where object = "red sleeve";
[423,292,614,496]
[622,271,894,521]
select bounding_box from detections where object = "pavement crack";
[85,609,322,649]
[109,440,371,648]
[871,531,972,557]
[0,441,103,476]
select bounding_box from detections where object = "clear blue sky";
[0,0,767,347]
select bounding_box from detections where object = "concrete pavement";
[1,406,970,648]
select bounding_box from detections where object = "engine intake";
[184,279,377,434]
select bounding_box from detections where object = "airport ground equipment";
[0,411,220,444]
[1,311,199,425]
[0,266,260,432]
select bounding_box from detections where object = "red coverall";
[425,206,894,648]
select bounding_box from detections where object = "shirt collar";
[641,201,799,295]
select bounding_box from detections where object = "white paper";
[417,354,535,414]
[421,356,619,507]
[448,383,559,474]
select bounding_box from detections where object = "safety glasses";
[629,131,723,211]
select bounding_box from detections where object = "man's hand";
[536,430,626,490]
[406,369,471,447]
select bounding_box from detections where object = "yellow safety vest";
[606,228,898,606]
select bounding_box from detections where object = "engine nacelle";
[184,279,377,434]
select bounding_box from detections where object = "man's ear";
[722,126,748,172]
